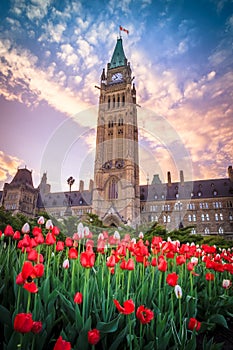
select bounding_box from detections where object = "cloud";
[0,38,92,118]
[0,151,24,187]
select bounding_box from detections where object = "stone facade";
[0,167,39,218]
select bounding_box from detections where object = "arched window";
[108,97,110,109]
[204,227,210,234]
[201,214,205,221]
[109,178,118,200]
[117,95,120,107]
[113,96,115,108]
[191,228,196,234]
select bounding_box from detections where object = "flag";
[119,26,129,34]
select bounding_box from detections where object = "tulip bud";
[62,259,69,269]
[22,223,30,234]
[37,216,45,225]
[138,232,144,239]
[174,285,182,299]
[45,219,53,230]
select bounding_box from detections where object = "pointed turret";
[109,38,127,69]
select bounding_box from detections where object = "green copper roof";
[110,38,126,68]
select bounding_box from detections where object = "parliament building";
[1,38,233,236]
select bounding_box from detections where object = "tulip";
[166,272,179,287]
[4,225,14,236]
[14,313,33,333]
[22,223,30,234]
[188,318,201,332]
[37,216,45,225]
[68,247,78,259]
[74,292,83,304]
[45,219,53,230]
[53,336,71,350]
[88,328,100,345]
[174,285,182,299]
[113,299,135,314]
[222,279,231,289]
[63,259,69,269]
[31,321,43,334]
[136,305,154,324]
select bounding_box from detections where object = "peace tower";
[92,37,140,226]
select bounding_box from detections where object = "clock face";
[111,72,123,82]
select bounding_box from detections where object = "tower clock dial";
[111,72,123,82]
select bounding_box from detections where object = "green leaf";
[0,305,12,327]
[208,314,228,329]
[109,324,129,350]
[96,315,120,333]
[75,316,92,350]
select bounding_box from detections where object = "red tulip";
[113,299,135,315]
[188,318,201,331]
[52,226,60,236]
[65,237,73,247]
[35,233,44,244]
[56,241,65,251]
[166,272,179,287]
[88,328,100,345]
[14,313,33,333]
[106,255,116,268]
[68,247,78,259]
[158,257,167,272]
[45,232,56,245]
[205,272,215,281]
[125,258,135,270]
[74,292,83,304]
[53,336,71,350]
[151,257,157,266]
[80,246,95,268]
[4,225,14,236]
[176,255,186,265]
[13,231,21,240]
[34,263,44,278]
[31,321,43,334]
[32,227,42,236]
[136,305,154,324]
[187,262,194,271]
[27,249,38,262]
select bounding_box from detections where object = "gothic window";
[167,215,171,223]
[188,214,192,222]
[193,214,196,221]
[204,227,210,234]
[220,213,223,220]
[229,213,233,220]
[201,214,205,221]
[206,214,210,221]
[113,96,115,108]
[108,97,110,109]
[215,213,219,221]
[191,228,196,234]
[109,178,118,200]
[163,215,167,223]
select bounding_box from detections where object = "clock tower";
[92,37,140,226]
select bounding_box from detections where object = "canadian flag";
[119,26,129,34]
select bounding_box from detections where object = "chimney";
[180,170,184,186]
[79,180,84,192]
[167,171,172,186]
[228,166,233,182]
[89,179,94,191]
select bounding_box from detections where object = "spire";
[109,38,127,69]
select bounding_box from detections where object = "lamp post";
[64,176,75,216]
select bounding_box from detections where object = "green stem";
[127,270,132,300]
[178,298,182,331]
[26,292,31,313]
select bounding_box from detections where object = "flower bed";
[1,219,233,349]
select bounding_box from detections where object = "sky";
[0,0,232,192]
